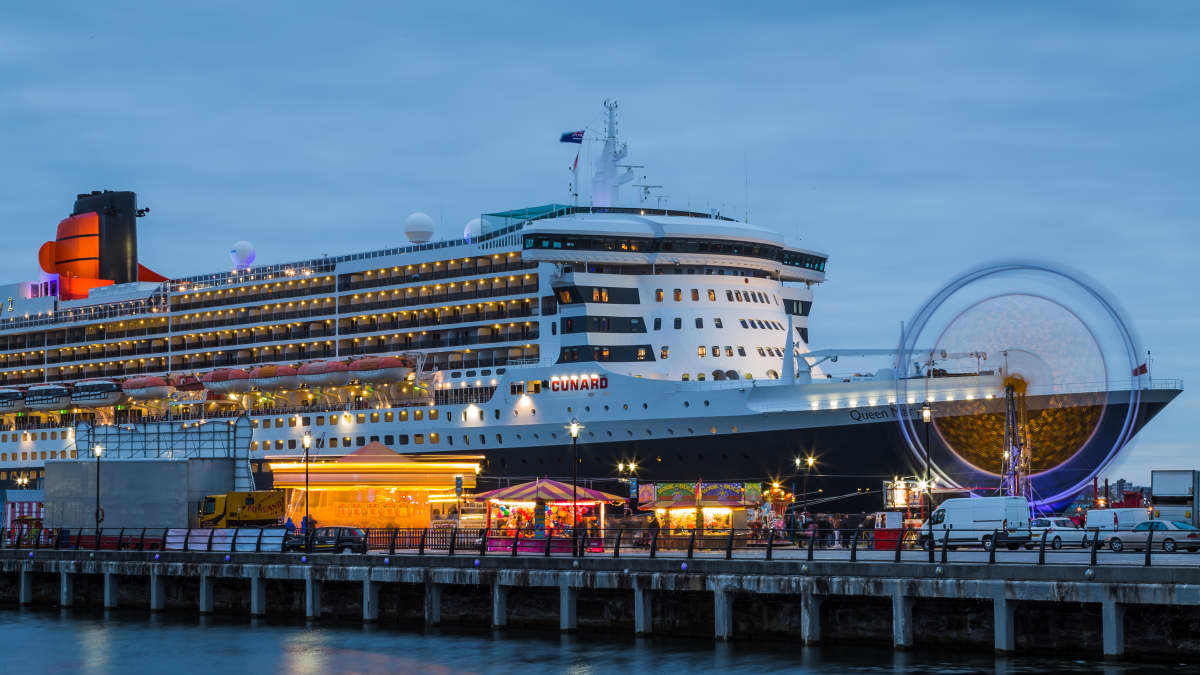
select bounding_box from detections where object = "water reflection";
[0,609,1181,675]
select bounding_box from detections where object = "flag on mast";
[569,152,579,174]
[559,130,585,144]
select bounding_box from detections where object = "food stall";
[637,481,760,548]
[473,478,625,553]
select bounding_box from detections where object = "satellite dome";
[463,217,483,240]
[404,212,435,243]
[230,241,255,269]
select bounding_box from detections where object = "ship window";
[707,289,716,301]
[494,408,500,420]
[275,440,284,450]
[653,318,661,330]
[661,346,669,360]
[371,412,379,423]
[357,413,366,424]
[673,318,681,330]
[725,346,733,357]
[714,318,723,328]
[739,319,748,328]
[655,289,663,302]
[695,318,703,329]
[288,417,297,428]
[250,441,258,451]
[287,439,296,450]
[698,346,707,357]
[711,346,719,357]
[276,418,284,427]
[673,289,682,301]
[414,409,424,421]
[398,410,409,421]
[430,409,439,420]
[681,373,690,381]
[726,290,734,301]
[690,289,699,301]
[735,291,743,302]
[511,382,524,395]
[261,419,270,429]
[385,412,394,422]
[757,347,766,356]
[412,433,424,444]
[551,323,557,335]
[329,437,338,448]
[636,347,648,361]
[738,346,747,356]
[430,433,439,444]
[396,434,409,445]
[697,373,706,381]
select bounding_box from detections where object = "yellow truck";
[198,490,285,528]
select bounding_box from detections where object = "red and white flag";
[568,152,579,174]
[1132,363,1148,376]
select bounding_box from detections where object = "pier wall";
[3,551,1199,659]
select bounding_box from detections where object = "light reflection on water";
[0,608,1182,675]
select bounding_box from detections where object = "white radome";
[404,212,435,243]
[230,241,256,269]
[463,217,483,240]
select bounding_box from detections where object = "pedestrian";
[284,517,296,535]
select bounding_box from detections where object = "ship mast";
[590,100,635,207]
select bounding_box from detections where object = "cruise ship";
[0,103,1181,510]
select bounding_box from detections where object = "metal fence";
[4,524,1197,567]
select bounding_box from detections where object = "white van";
[919,496,1032,550]
[1084,507,1149,532]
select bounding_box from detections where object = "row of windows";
[560,316,646,334]
[0,449,74,461]
[655,288,779,305]
[254,409,439,428]
[557,344,655,363]
[524,234,827,272]
[1,431,68,442]
[695,345,790,358]
[647,316,787,331]
[554,285,640,305]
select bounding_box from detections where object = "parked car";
[284,527,368,554]
[918,496,1032,551]
[1106,520,1200,553]
[1025,517,1090,549]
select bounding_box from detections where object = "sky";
[1,1,1196,483]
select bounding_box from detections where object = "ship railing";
[8,524,1187,567]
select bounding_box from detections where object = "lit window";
[735,291,743,302]
[711,346,719,357]
[315,416,324,426]
[415,409,424,421]
[673,289,682,301]
[725,346,733,357]
[385,411,394,422]
[343,436,352,446]
[660,346,669,359]
[399,410,409,421]
[698,346,707,357]
[707,289,716,301]
[655,289,664,302]
[262,419,271,429]
[697,373,706,381]
[430,409,439,420]
[682,373,690,381]
[690,289,699,301]
[636,347,648,361]
[415,434,425,445]
[357,413,366,424]
[429,433,439,443]
[371,412,379,423]
[757,347,766,356]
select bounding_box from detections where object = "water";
[0,609,1182,674]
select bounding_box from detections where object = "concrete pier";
[4,550,1200,659]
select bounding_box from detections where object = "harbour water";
[0,609,1181,674]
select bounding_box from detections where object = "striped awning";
[473,478,625,503]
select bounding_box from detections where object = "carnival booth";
[474,478,625,553]
[637,481,761,549]
[268,442,483,529]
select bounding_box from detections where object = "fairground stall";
[474,478,625,553]
[637,481,761,548]
[268,442,482,529]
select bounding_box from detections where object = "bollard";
[96,528,104,551]
[206,528,216,552]
[725,528,735,560]
[479,528,488,557]
[649,529,659,559]
[389,529,398,556]
[1090,527,1100,566]
[940,526,950,564]
[989,529,998,564]
[807,527,815,561]
[161,528,169,552]
[766,528,775,561]
[850,528,860,562]
[1145,527,1154,567]
[613,528,623,559]
[1038,527,1048,565]
[687,529,696,559]
[256,528,264,553]
[231,528,240,553]
[512,529,521,557]
[545,532,554,557]
[418,528,427,556]
[895,527,904,563]
[447,527,458,556]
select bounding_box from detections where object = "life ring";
[95,507,105,525]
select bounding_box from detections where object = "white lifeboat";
[71,379,127,408]
[0,388,25,412]
[123,376,176,400]
[249,364,300,391]
[349,356,413,383]
[201,368,252,394]
[25,384,72,411]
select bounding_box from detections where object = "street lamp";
[803,455,816,513]
[921,402,932,512]
[302,431,312,537]
[566,419,583,536]
[93,444,104,531]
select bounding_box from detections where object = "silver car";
[1107,520,1200,553]
[1026,517,1089,549]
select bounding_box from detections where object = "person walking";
[284,517,296,535]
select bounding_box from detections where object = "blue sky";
[2,2,1195,483]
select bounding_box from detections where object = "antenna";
[631,179,662,206]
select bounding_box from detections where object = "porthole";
[684,401,690,407]
[704,400,710,407]
[534,433,540,439]
[688,427,694,433]
[604,405,610,411]
[731,426,738,432]
[567,406,573,413]
[642,403,648,409]
[607,430,613,437]
[623,404,629,410]
[516,434,522,440]
[552,433,557,439]
[585,405,591,412]
[709,426,717,434]
[588,432,594,438]
[667,428,674,435]
[645,429,652,436]
[627,430,633,436]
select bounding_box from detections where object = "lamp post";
[803,455,815,513]
[921,402,932,514]
[567,419,583,534]
[302,431,312,534]
[93,444,104,531]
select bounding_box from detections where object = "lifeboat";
[349,356,413,383]
[249,364,300,391]
[298,361,351,387]
[71,379,127,407]
[123,376,176,400]
[0,388,25,412]
[201,368,252,394]
[171,373,206,391]
[25,384,72,411]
